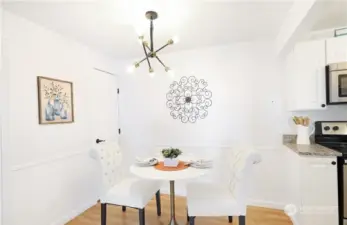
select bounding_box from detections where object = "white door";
[326,36,347,64]
[87,68,119,145]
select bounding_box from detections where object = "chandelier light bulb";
[168,70,175,79]
[172,36,180,44]
[135,27,144,36]
[149,68,155,78]
[165,67,175,79]
[138,36,144,45]
[127,65,135,73]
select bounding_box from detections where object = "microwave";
[326,62,347,104]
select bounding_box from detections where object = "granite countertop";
[283,135,342,157]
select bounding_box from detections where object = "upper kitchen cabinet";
[285,40,327,111]
[326,36,347,64]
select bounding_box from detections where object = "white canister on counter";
[296,125,315,145]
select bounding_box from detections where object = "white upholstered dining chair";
[186,148,261,225]
[95,141,162,225]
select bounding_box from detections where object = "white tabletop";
[130,164,210,181]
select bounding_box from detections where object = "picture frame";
[37,76,74,124]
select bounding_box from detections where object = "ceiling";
[312,0,347,31]
[4,0,296,58]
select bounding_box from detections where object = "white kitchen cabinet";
[284,40,327,111]
[299,156,339,225]
[284,50,297,111]
[285,146,339,225]
[326,36,347,64]
[299,157,338,208]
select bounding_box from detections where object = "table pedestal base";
[168,180,182,225]
[168,218,179,225]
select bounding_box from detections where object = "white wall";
[120,43,254,149]
[0,1,3,224]
[118,39,347,208]
[118,42,292,207]
[2,11,119,225]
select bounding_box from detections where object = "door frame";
[93,67,120,143]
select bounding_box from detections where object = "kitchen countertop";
[283,135,342,157]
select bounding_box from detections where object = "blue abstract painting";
[37,76,74,124]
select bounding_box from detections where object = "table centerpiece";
[162,147,182,167]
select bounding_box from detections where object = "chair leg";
[189,216,196,225]
[139,208,145,225]
[155,190,161,216]
[228,216,233,223]
[239,216,246,225]
[122,206,126,212]
[101,203,107,225]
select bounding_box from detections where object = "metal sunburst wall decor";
[166,76,212,123]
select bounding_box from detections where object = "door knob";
[96,139,106,144]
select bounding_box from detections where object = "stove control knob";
[324,126,330,131]
[333,126,339,131]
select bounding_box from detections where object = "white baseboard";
[248,199,286,210]
[160,187,286,211]
[50,196,286,225]
[161,186,286,211]
[51,198,98,225]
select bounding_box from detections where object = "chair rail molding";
[248,199,286,210]
[11,150,86,172]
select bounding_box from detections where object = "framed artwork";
[37,76,74,124]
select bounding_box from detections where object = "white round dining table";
[130,164,210,225]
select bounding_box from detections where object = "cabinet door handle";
[332,161,336,165]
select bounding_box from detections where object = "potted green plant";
[162,148,182,167]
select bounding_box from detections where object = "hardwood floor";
[67,195,292,225]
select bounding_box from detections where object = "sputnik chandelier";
[128,11,178,77]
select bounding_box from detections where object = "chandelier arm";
[136,50,152,65]
[150,20,154,52]
[155,56,167,68]
[144,44,151,53]
[137,48,152,64]
[154,43,170,54]
[142,43,152,69]
[138,57,147,64]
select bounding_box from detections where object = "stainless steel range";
[315,121,347,225]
